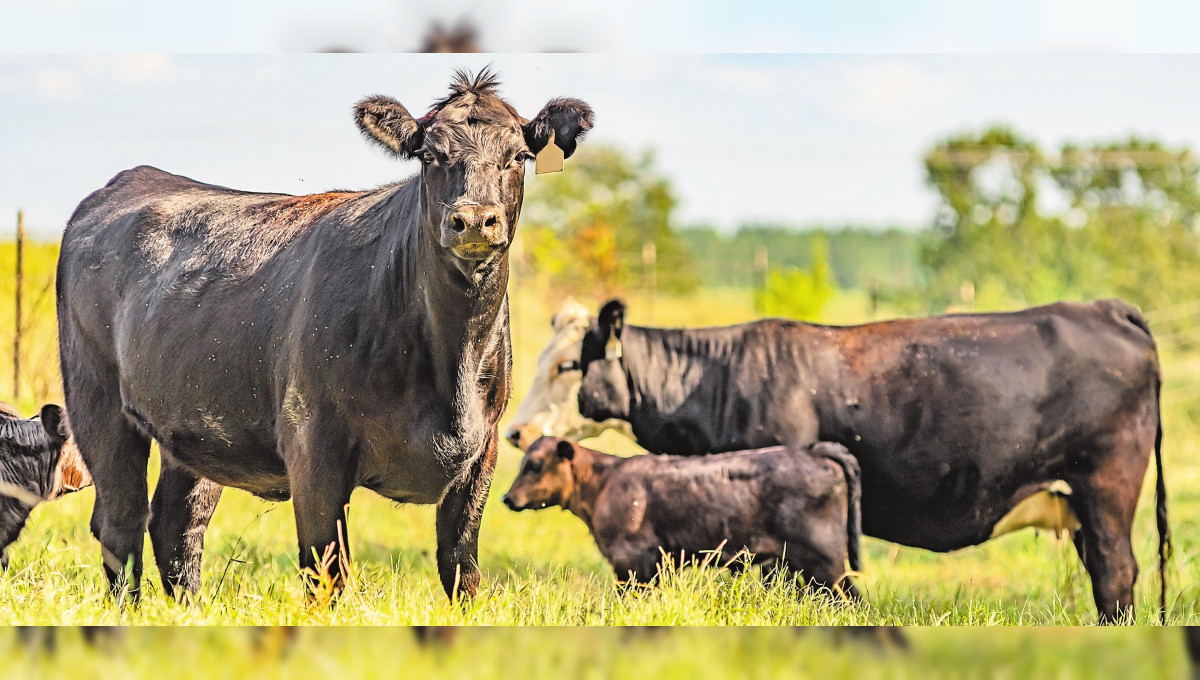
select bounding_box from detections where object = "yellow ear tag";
[535,130,565,175]
[605,335,622,360]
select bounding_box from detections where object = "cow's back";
[56,166,395,496]
[597,447,843,555]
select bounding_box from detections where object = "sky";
[5,0,1200,52]
[4,53,1200,237]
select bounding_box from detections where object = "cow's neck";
[372,181,511,396]
[619,325,737,450]
[563,447,619,529]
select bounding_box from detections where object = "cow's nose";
[450,208,504,240]
[502,495,517,510]
[505,428,522,448]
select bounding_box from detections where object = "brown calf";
[502,437,862,598]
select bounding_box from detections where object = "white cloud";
[34,66,83,103]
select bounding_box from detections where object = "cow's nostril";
[449,214,466,232]
[502,495,516,509]
[483,213,498,229]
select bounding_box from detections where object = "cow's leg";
[67,375,151,602]
[290,463,355,598]
[1,547,8,571]
[1068,420,1153,624]
[149,459,223,601]
[435,430,499,600]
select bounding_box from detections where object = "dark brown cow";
[503,437,862,596]
[571,299,1168,623]
[56,69,592,602]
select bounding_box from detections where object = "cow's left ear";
[523,98,594,159]
[39,404,69,443]
[555,440,575,460]
[597,299,625,360]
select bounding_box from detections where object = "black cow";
[503,437,863,597]
[575,299,1167,623]
[56,68,592,602]
[1,403,91,570]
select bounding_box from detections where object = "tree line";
[515,127,1200,317]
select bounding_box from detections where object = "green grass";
[0,627,1194,679]
[0,242,1197,627]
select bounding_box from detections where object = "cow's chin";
[447,245,503,281]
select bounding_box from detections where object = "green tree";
[515,145,697,296]
[754,234,838,320]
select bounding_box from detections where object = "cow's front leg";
[286,413,356,600]
[435,429,499,600]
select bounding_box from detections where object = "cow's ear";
[39,404,69,443]
[523,98,594,159]
[598,299,625,360]
[555,440,575,460]
[355,96,423,158]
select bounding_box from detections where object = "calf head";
[505,300,632,449]
[578,299,632,422]
[41,405,91,499]
[1,404,90,569]
[355,68,593,279]
[501,437,578,511]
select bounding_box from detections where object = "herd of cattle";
[0,68,1183,641]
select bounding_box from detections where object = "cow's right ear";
[555,440,575,460]
[354,96,423,158]
[598,299,625,359]
[39,404,69,443]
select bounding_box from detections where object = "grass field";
[3,627,1197,679]
[0,242,1198,628]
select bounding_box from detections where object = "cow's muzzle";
[445,206,508,260]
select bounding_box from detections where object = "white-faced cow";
[56,69,592,601]
[510,298,1169,623]
[506,299,634,448]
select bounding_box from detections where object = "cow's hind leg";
[1069,416,1154,624]
[67,376,151,603]
[435,430,499,600]
[149,459,223,601]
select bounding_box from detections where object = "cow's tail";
[1154,373,1171,625]
[813,444,863,574]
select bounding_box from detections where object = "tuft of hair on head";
[447,65,502,99]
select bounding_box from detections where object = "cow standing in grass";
[510,298,1168,623]
[56,69,592,601]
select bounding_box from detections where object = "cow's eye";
[420,150,436,164]
[556,360,580,376]
[527,460,543,474]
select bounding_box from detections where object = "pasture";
[2,627,1195,679]
[0,241,1197,626]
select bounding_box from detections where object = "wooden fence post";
[642,241,656,323]
[14,210,23,400]
[753,245,768,313]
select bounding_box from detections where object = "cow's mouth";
[451,242,498,261]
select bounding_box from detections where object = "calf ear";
[39,404,69,443]
[355,96,423,158]
[523,98,594,159]
[598,299,625,359]
[555,440,575,460]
